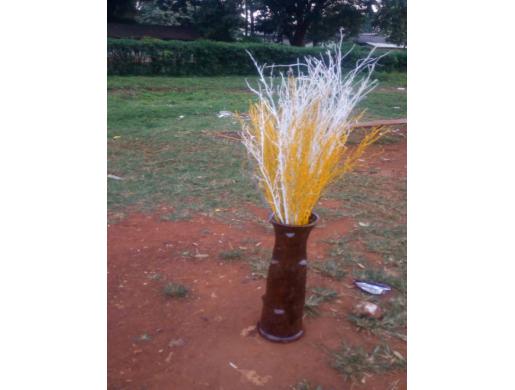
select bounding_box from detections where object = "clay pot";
[257,213,319,343]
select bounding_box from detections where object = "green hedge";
[107,38,406,76]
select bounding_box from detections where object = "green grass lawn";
[107,72,406,214]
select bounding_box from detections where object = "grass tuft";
[292,380,326,390]
[163,282,189,298]
[311,259,347,280]
[219,249,244,261]
[304,287,339,317]
[248,258,269,279]
[332,343,406,382]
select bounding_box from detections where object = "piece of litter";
[168,338,185,348]
[108,174,124,181]
[353,301,384,319]
[393,106,401,109]
[137,333,152,341]
[229,362,238,369]
[354,280,392,295]
[194,254,209,258]
[396,87,406,90]
[240,325,256,337]
[358,221,370,227]
[178,115,185,119]
[217,111,232,118]
[112,135,121,140]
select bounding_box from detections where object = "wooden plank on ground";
[350,118,407,129]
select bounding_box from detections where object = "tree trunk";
[250,5,255,36]
[290,23,309,47]
[245,1,249,37]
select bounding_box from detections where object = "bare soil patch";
[108,137,407,389]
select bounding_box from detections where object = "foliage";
[108,0,138,22]
[311,259,347,280]
[135,0,243,41]
[219,249,243,261]
[136,0,195,26]
[308,2,364,45]
[332,343,405,382]
[191,0,243,41]
[112,0,407,48]
[163,282,189,297]
[292,379,326,390]
[241,0,262,38]
[373,0,407,46]
[248,258,270,279]
[108,38,407,75]
[260,0,370,47]
[304,287,338,317]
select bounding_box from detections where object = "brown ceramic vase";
[257,212,319,343]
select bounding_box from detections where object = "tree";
[373,0,406,46]
[190,0,243,41]
[108,0,138,22]
[259,0,369,47]
[132,0,242,41]
[243,0,263,37]
[308,2,364,45]
[135,0,194,26]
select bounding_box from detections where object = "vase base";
[256,322,304,343]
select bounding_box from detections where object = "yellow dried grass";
[246,96,384,225]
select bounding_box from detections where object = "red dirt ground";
[108,133,407,390]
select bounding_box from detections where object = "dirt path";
[108,136,407,390]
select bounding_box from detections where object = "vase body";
[257,213,319,343]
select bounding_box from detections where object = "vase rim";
[268,212,319,228]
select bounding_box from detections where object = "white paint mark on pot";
[285,232,295,238]
[273,309,285,315]
[298,259,308,266]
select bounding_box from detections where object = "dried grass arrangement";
[240,38,385,225]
